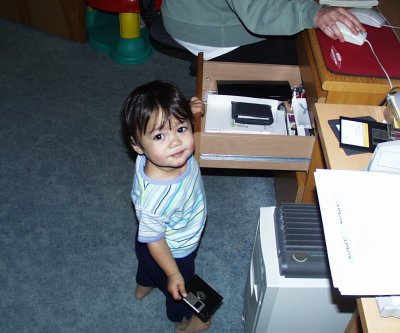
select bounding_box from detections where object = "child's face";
[132,111,195,180]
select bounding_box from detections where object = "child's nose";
[169,134,182,148]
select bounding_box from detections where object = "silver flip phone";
[183,292,205,313]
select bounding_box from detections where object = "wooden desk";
[298,28,399,106]
[315,103,400,333]
[295,0,400,203]
[357,298,400,333]
[298,0,400,108]
[315,103,385,170]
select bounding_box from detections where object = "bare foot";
[134,284,154,300]
[175,315,210,333]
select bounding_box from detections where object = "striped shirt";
[131,155,207,258]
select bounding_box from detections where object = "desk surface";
[314,103,385,170]
[315,103,400,333]
[357,298,400,333]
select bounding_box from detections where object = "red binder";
[316,26,400,79]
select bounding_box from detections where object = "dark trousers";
[212,35,299,65]
[189,35,299,75]
[135,239,196,322]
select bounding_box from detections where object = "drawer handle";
[200,154,310,164]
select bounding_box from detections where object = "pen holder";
[385,91,400,141]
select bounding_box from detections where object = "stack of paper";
[205,94,287,135]
[314,169,400,296]
[319,0,378,8]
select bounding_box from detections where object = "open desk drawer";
[194,55,315,171]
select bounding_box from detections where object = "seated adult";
[161,0,364,65]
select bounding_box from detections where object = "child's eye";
[153,133,164,141]
[178,126,187,133]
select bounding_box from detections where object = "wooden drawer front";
[195,132,314,171]
[196,59,315,171]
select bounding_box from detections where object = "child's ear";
[130,137,144,155]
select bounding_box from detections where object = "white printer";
[243,207,355,333]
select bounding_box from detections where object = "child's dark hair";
[121,80,194,149]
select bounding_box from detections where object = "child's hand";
[167,272,187,300]
[190,97,205,117]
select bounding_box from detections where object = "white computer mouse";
[336,22,367,46]
[349,8,386,28]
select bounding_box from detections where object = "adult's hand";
[315,7,365,42]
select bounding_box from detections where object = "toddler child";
[121,80,209,333]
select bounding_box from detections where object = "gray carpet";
[0,18,276,332]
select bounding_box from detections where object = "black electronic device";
[183,274,223,322]
[231,101,273,125]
